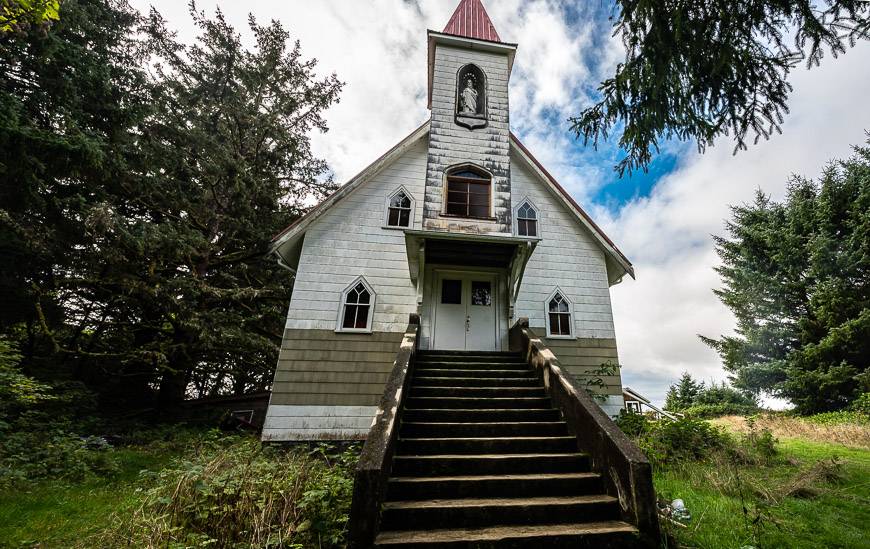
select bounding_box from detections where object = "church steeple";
[442,0,501,43]
[421,0,517,235]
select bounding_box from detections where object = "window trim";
[383,186,415,230]
[513,197,541,238]
[544,287,574,339]
[335,276,377,334]
[442,164,493,219]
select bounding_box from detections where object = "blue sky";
[132,0,870,407]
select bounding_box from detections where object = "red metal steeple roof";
[442,0,501,43]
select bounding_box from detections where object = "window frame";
[544,288,574,339]
[383,186,415,230]
[513,197,541,238]
[335,276,377,334]
[443,165,493,219]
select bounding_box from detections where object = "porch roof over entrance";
[403,229,539,317]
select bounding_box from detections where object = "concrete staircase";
[373,350,641,548]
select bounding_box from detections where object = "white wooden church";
[262,0,634,441]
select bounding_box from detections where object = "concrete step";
[405,397,552,410]
[412,376,539,387]
[413,368,535,378]
[400,421,570,438]
[374,521,641,548]
[386,472,603,500]
[415,360,529,369]
[391,453,590,476]
[417,351,522,359]
[411,387,547,398]
[398,436,578,455]
[402,408,562,423]
[379,495,620,531]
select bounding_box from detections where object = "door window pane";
[441,279,462,304]
[471,281,492,306]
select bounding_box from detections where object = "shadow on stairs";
[374,350,641,548]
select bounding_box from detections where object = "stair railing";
[348,313,420,548]
[509,317,661,546]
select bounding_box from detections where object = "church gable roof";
[270,122,430,256]
[442,0,501,43]
[509,133,635,282]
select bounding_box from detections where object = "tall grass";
[712,413,870,449]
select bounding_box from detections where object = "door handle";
[465,316,470,332]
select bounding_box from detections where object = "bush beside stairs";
[373,350,643,547]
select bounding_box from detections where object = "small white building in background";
[263,0,634,441]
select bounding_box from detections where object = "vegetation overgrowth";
[0,428,358,548]
[616,411,870,548]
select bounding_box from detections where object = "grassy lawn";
[656,436,870,549]
[0,446,177,547]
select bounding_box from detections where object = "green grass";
[0,446,177,547]
[656,438,870,549]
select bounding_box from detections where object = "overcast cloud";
[131,0,870,406]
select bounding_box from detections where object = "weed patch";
[100,433,358,548]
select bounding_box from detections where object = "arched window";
[337,277,376,332]
[546,289,573,337]
[445,166,491,218]
[386,188,412,227]
[516,201,538,237]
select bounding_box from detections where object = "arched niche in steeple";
[455,64,487,130]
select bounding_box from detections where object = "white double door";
[432,271,498,351]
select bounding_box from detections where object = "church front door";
[432,270,498,351]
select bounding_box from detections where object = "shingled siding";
[423,43,512,234]
[270,329,403,406]
[530,330,625,417]
[263,329,404,441]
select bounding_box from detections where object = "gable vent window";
[387,190,412,227]
[517,202,538,236]
[337,278,376,333]
[445,167,491,218]
[547,291,572,337]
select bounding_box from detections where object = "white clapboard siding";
[285,138,428,332]
[262,405,377,441]
[510,150,617,340]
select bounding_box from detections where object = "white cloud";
[129,1,870,408]
[606,42,870,406]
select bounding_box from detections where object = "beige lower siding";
[530,328,624,398]
[264,329,403,440]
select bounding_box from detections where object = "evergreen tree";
[703,141,870,413]
[82,6,342,404]
[664,372,704,411]
[0,0,150,369]
[1,1,342,408]
[571,0,870,175]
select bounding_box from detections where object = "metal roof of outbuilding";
[442,0,501,43]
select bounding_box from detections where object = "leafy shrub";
[615,409,649,437]
[102,434,359,548]
[636,417,731,467]
[848,392,870,415]
[735,417,779,465]
[803,410,869,425]
[0,411,120,486]
[683,403,759,418]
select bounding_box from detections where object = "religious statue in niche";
[459,75,478,114]
[455,64,487,130]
